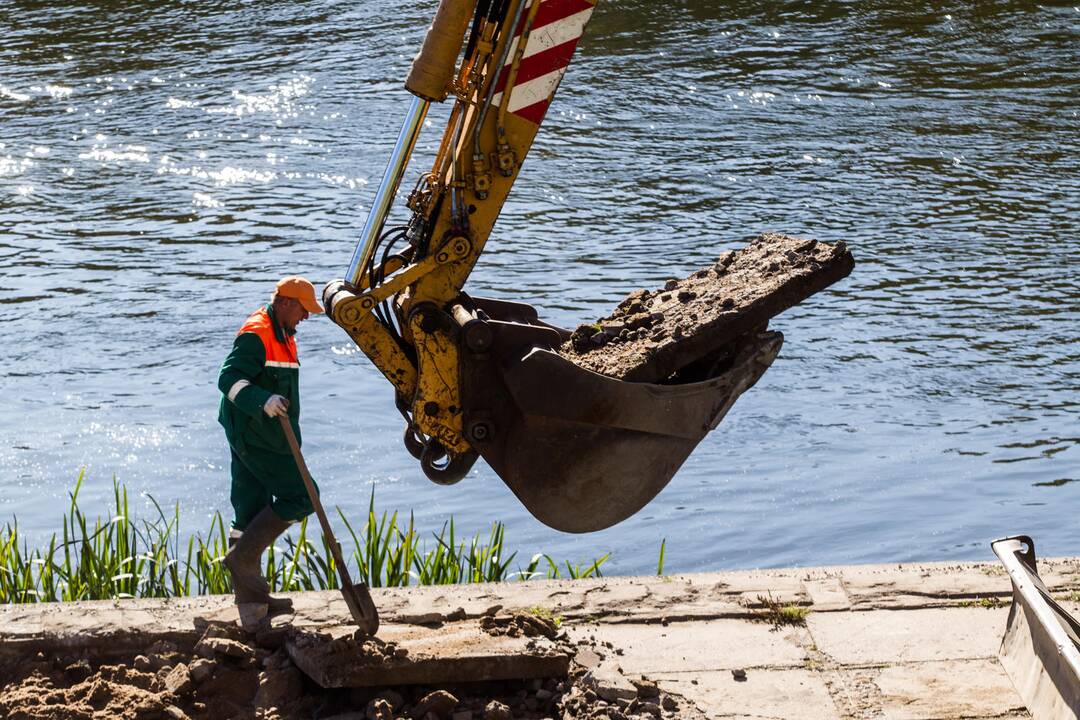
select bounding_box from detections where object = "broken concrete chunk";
[583,663,638,703]
[163,663,193,696]
[559,233,854,383]
[631,676,659,698]
[188,658,216,684]
[573,647,602,669]
[196,636,257,662]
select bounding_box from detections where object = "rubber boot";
[226,535,293,613]
[225,507,294,613]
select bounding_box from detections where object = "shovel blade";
[342,583,380,636]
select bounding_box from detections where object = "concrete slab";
[285,621,570,688]
[565,620,808,674]
[802,577,851,611]
[871,659,1028,719]
[653,669,841,720]
[808,607,1009,665]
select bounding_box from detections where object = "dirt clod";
[480,613,559,640]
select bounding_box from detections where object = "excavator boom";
[324,0,781,532]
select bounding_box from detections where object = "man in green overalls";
[218,276,323,610]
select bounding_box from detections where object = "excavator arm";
[324,0,781,532]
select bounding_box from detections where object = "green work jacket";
[217,304,302,455]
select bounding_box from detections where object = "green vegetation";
[0,473,616,604]
[753,592,810,628]
[527,605,563,628]
[958,596,1008,609]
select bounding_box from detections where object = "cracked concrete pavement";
[4,557,1079,718]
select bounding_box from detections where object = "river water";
[2,1,1077,574]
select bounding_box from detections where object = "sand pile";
[561,232,854,382]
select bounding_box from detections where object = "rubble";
[560,233,854,382]
[0,616,698,720]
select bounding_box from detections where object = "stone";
[411,689,459,719]
[134,654,152,672]
[484,700,513,720]
[163,663,193,696]
[660,696,677,712]
[584,664,638,703]
[163,705,190,720]
[196,636,257,662]
[366,698,394,720]
[189,658,216,683]
[451,712,473,720]
[631,677,658,698]
[574,647,602,669]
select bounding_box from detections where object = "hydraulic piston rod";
[346,95,430,286]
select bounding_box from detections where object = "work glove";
[263,394,289,418]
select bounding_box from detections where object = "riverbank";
[5,557,1076,719]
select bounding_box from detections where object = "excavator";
[323,0,780,534]
[316,6,1080,711]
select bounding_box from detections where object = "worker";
[217,276,323,611]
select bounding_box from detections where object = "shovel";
[279,415,380,635]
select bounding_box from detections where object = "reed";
[0,474,620,603]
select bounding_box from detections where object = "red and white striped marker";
[491,0,597,125]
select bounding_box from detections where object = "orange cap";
[275,276,324,314]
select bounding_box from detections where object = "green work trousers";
[230,448,317,529]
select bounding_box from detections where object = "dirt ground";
[0,612,702,720]
[560,232,854,382]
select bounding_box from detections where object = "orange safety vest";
[237,306,299,369]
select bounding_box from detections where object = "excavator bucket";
[457,297,782,533]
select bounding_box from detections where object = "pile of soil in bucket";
[559,233,854,383]
[0,616,703,720]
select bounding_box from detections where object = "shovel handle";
[278,416,358,590]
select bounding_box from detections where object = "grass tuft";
[753,592,810,628]
[958,596,1008,609]
[527,605,563,628]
